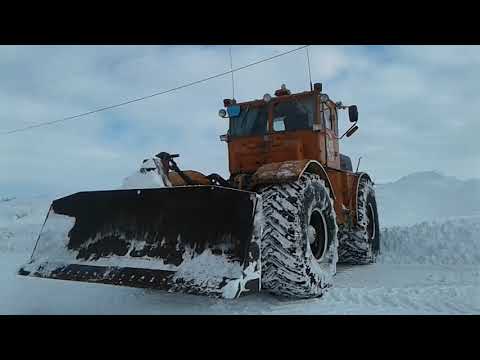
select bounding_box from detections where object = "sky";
[1,45,479,198]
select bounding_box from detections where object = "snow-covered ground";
[3,253,478,314]
[1,185,480,314]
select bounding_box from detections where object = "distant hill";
[376,171,480,227]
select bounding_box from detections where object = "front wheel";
[259,173,338,298]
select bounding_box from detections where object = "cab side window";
[322,103,332,130]
[333,108,338,134]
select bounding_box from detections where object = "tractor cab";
[219,84,359,175]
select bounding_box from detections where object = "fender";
[251,159,336,200]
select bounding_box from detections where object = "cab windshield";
[229,106,268,137]
[228,96,316,137]
[272,97,315,132]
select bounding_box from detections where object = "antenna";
[306,46,313,91]
[356,156,362,173]
[229,46,235,100]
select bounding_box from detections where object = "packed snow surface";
[1,172,480,314]
[3,253,478,314]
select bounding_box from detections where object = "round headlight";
[320,94,330,102]
[218,109,227,118]
[263,93,272,102]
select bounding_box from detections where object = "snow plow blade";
[18,186,262,299]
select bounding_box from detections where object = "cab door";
[321,101,340,169]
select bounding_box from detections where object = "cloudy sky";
[1,45,479,198]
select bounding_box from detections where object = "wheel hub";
[308,226,317,244]
[309,209,328,260]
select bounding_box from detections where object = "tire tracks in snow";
[325,285,480,314]
[262,284,480,314]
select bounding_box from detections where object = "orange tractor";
[19,83,380,299]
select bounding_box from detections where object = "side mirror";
[348,105,358,123]
[346,125,359,138]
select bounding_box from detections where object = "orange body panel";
[247,160,359,225]
[228,130,341,175]
[325,168,359,224]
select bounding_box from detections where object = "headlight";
[218,109,227,118]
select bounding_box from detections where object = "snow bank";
[378,217,480,265]
[0,196,51,227]
[0,196,51,254]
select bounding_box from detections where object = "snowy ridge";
[378,216,480,265]
[376,171,480,226]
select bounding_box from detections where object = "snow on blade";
[171,248,244,299]
[120,158,166,189]
[120,171,164,190]
[29,210,76,263]
[20,209,76,276]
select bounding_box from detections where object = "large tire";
[338,176,380,264]
[258,173,338,298]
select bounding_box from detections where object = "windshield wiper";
[240,106,250,121]
[293,97,312,117]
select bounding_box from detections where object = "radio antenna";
[229,46,235,100]
[306,46,313,91]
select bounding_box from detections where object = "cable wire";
[306,46,313,91]
[1,45,309,135]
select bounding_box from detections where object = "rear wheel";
[338,176,380,264]
[259,173,338,298]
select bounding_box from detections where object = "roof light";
[313,83,322,92]
[320,94,329,102]
[218,109,227,118]
[263,93,272,102]
[274,84,291,96]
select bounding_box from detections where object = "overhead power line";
[1,45,309,135]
